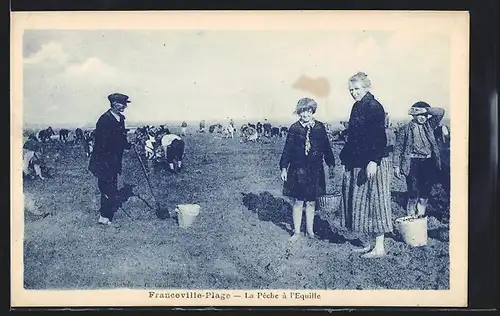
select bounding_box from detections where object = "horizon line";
[22,116,447,130]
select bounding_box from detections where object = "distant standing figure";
[279,126,288,138]
[393,101,445,216]
[263,119,272,137]
[199,120,206,133]
[385,112,396,161]
[280,97,335,242]
[88,93,132,226]
[181,121,188,136]
[225,117,235,138]
[161,131,185,172]
[144,134,156,160]
[339,72,392,258]
[83,130,94,157]
[75,128,84,142]
[256,122,263,135]
[385,125,397,161]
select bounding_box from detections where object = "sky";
[22,29,451,127]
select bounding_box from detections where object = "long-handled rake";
[132,145,170,219]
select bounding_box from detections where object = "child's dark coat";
[279,120,335,201]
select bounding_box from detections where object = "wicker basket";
[317,193,342,213]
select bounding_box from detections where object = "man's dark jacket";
[89,109,131,180]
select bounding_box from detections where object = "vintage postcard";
[11,11,469,307]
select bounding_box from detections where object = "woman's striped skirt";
[340,157,393,234]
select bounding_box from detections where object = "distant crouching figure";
[161,131,185,173]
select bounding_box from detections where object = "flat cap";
[108,93,131,104]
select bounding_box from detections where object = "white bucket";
[176,204,201,228]
[395,215,428,247]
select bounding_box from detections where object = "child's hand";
[280,168,287,182]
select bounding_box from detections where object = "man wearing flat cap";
[89,93,133,226]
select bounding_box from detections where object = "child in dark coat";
[279,98,335,242]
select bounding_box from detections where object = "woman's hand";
[366,161,377,179]
[394,166,402,179]
[280,168,288,182]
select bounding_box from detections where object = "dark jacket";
[393,108,444,176]
[89,109,131,180]
[279,120,335,170]
[340,92,387,169]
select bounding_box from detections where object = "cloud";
[385,30,449,67]
[23,52,129,126]
[62,57,118,80]
[21,31,451,126]
[23,41,69,67]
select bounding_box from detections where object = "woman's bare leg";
[361,234,386,258]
